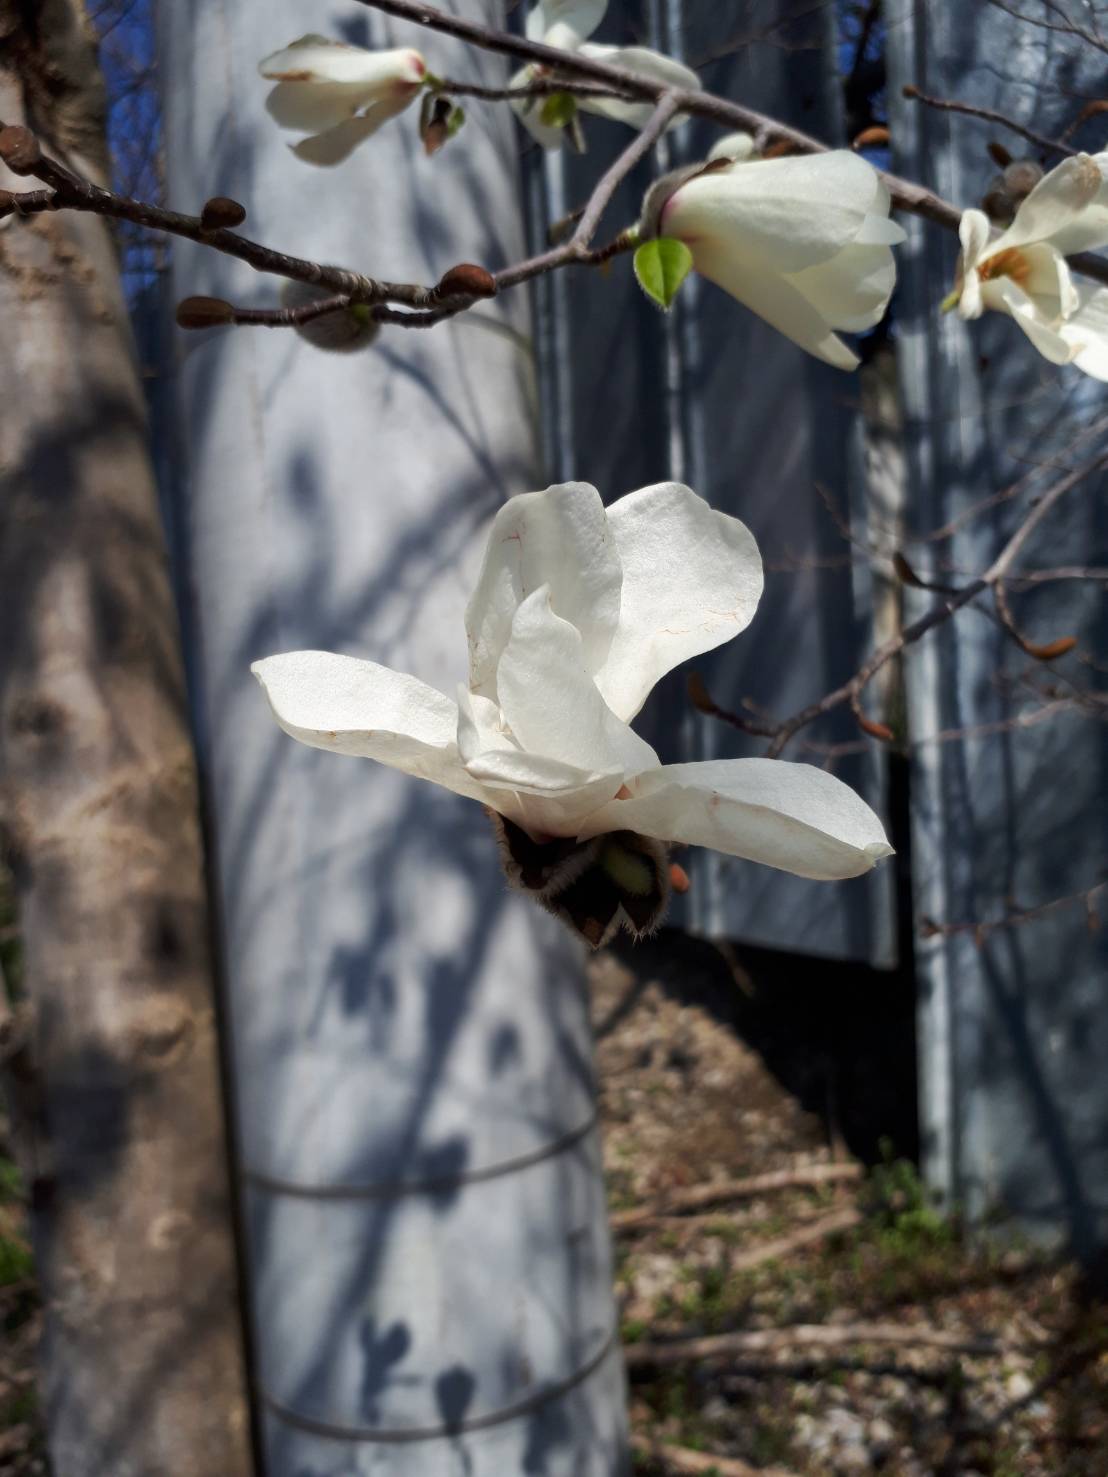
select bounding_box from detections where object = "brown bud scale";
[0,126,41,175]
[435,263,496,299]
[176,295,234,329]
[200,196,247,230]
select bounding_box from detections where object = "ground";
[1,930,1106,1475]
[593,933,1108,1477]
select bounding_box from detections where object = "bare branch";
[901,82,1077,157]
[611,1162,863,1232]
[760,448,1108,757]
[353,0,1108,288]
[985,0,1108,56]
[624,1322,1007,1368]
[920,880,1106,942]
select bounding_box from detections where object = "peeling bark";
[0,3,253,1472]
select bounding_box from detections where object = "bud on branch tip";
[200,196,247,230]
[176,296,234,329]
[0,126,41,175]
[435,263,496,299]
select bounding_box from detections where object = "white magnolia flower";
[953,151,1108,379]
[511,0,700,150]
[645,150,905,370]
[259,35,426,165]
[254,482,892,945]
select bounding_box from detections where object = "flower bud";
[0,126,41,175]
[200,196,247,230]
[435,263,496,299]
[981,174,1016,225]
[1003,159,1044,201]
[176,295,234,329]
[280,277,380,352]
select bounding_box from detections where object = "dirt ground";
[592,933,1108,1477]
[2,930,1107,1476]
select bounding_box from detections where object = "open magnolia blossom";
[511,0,700,149]
[259,35,427,165]
[253,481,893,948]
[953,151,1108,380]
[640,149,905,369]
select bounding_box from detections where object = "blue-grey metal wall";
[887,1,1107,1250]
[528,0,896,963]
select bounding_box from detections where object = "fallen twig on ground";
[612,1162,863,1231]
[624,1321,1004,1368]
[632,1436,801,1477]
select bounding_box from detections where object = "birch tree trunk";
[0,3,253,1471]
[157,2,629,1472]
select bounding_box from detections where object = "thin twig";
[902,83,1076,156]
[612,1162,863,1232]
[353,0,1108,287]
[763,448,1108,756]
[985,0,1108,56]
[920,880,1105,942]
[623,1322,1006,1369]
[632,1438,800,1477]
[573,93,679,248]
[433,74,638,103]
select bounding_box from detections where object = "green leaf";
[540,91,578,130]
[446,104,466,138]
[633,237,694,311]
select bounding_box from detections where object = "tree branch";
[761,447,1108,757]
[353,0,1108,288]
[901,83,1077,157]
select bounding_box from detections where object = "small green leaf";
[446,104,466,138]
[632,237,694,311]
[540,92,578,130]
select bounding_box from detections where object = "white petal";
[577,759,894,880]
[465,482,623,700]
[990,153,1103,253]
[527,0,607,44]
[510,72,570,149]
[958,208,992,272]
[1018,241,1078,319]
[854,211,906,247]
[495,588,660,775]
[259,40,425,89]
[576,44,700,130]
[958,264,984,321]
[457,689,625,838]
[1048,152,1108,254]
[786,240,897,332]
[688,241,862,368]
[662,151,888,275]
[252,650,491,803]
[988,279,1076,365]
[707,131,757,164]
[592,482,764,722]
[1059,284,1108,380]
[290,107,403,166]
[265,80,373,133]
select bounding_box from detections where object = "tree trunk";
[0,3,254,1472]
[157,1,629,1471]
